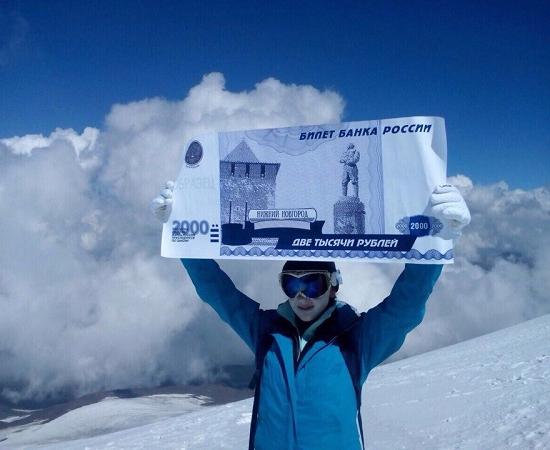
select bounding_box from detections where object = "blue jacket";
[181,259,442,450]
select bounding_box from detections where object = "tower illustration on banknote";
[219,139,326,247]
[220,140,279,226]
[334,143,366,234]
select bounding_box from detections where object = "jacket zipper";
[296,339,316,368]
[292,330,318,373]
[292,331,301,365]
[297,318,362,372]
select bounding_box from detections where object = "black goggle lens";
[280,273,330,299]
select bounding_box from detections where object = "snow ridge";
[1,314,549,449]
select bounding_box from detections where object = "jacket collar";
[276,298,360,340]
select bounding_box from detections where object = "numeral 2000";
[172,220,209,235]
[409,222,429,230]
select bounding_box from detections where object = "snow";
[1,314,549,449]
[0,415,30,424]
[363,314,550,449]
[0,395,210,448]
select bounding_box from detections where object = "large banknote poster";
[161,116,453,264]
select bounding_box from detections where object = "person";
[340,143,360,197]
[151,183,471,450]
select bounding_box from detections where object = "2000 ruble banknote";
[161,116,453,264]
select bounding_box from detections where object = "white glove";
[430,184,471,239]
[151,181,175,223]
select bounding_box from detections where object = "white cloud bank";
[1,73,548,404]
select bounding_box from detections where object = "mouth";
[297,304,314,311]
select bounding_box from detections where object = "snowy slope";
[0,395,211,448]
[363,314,550,449]
[2,314,549,449]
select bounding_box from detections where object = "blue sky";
[1,0,548,188]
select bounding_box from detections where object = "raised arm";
[359,263,442,382]
[357,183,471,380]
[181,258,262,352]
[150,181,262,352]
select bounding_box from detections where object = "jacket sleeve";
[181,258,262,352]
[359,263,443,381]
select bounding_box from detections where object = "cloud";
[398,175,550,358]
[1,73,548,405]
[99,73,344,213]
[0,73,344,404]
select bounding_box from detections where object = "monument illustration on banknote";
[334,143,366,234]
[161,117,454,263]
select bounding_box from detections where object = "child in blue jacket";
[152,183,470,450]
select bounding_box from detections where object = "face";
[280,271,336,322]
[289,290,331,322]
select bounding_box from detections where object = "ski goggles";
[279,271,332,299]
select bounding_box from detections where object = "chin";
[296,314,313,322]
[295,310,319,322]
